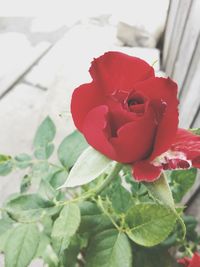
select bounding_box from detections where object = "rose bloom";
[178,253,200,267]
[71,52,200,181]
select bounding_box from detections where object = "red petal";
[71,82,104,131]
[108,104,139,137]
[177,257,191,266]
[82,105,116,159]
[190,253,200,267]
[133,160,162,182]
[89,51,155,94]
[135,77,179,159]
[171,129,200,168]
[110,105,157,163]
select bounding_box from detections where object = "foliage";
[0,117,199,267]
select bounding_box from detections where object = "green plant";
[0,117,199,267]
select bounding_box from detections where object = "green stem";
[177,216,187,241]
[185,246,193,258]
[95,162,123,195]
[97,196,120,230]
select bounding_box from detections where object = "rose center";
[128,95,145,106]
[127,92,147,114]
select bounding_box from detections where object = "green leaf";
[124,172,148,197]
[58,130,88,169]
[33,116,56,159]
[60,147,112,188]
[34,144,54,160]
[85,229,132,267]
[79,201,112,234]
[5,224,40,267]
[144,173,175,209]
[110,184,132,214]
[32,161,49,173]
[169,168,197,202]
[0,154,13,176]
[52,203,80,238]
[61,235,81,267]
[144,173,186,240]
[0,218,13,236]
[38,170,67,201]
[38,179,57,200]
[0,228,14,253]
[43,244,59,267]
[42,216,53,236]
[125,203,177,247]
[0,218,14,252]
[35,233,50,258]
[52,236,71,256]
[20,175,32,193]
[134,248,179,267]
[189,128,200,135]
[14,154,32,169]
[49,170,68,189]
[5,194,59,222]
[34,116,56,147]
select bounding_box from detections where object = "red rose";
[71,51,180,181]
[178,253,200,267]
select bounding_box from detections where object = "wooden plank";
[162,0,180,68]
[179,33,200,103]
[0,34,51,98]
[165,0,192,76]
[186,187,200,233]
[192,108,200,128]
[179,35,200,128]
[0,83,48,155]
[25,24,160,90]
[172,0,200,91]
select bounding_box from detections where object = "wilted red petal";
[171,129,200,168]
[177,257,191,266]
[89,51,155,94]
[192,156,200,168]
[110,105,157,163]
[133,160,162,182]
[71,82,104,131]
[82,105,116,159]
[135,77,179,160]
[178,253,200,267]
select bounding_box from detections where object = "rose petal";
[89,51,155,94]
[190,253,200,267]
[71,82,104,131]
[135,77,179,159]
[177,257,191,266]
[109,106,139,137]
[171,129,200,168]
[82,105,116,159]
[133,160,162,182]
[178,253,200,267]
[110,105,157,163]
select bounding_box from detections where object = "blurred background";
[0,1,200,263]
